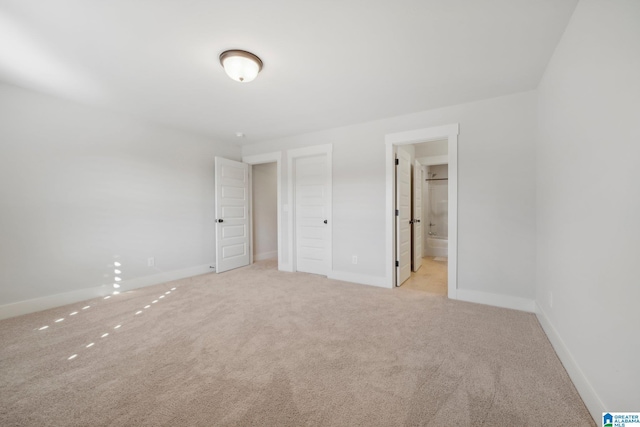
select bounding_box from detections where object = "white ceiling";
[0,0,578,145]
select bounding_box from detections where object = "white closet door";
[412,160,423,272]
[214,157,250,273]
[295,154,329,275]
[396,148,412,285]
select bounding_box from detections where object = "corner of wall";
[535,302,603,423]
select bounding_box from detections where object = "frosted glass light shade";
[220,50,263,83]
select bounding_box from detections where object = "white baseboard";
[121,264,213,292]
[328,270,391,289]
[455,289,535,312]
[0,264,213,320]
[254,251,277,261]
[0,286,111,321]
[535,303,602,424]
[278,263,293,272]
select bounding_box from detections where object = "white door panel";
[295,155,329,275]
[215,157,250,273]
[396,148,412,285]
[413,161,423,272]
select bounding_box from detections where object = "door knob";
[217,219,224,223]
[323,220,328,224]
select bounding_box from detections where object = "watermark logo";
[603,412,640,427]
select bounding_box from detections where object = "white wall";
[536,0,640,417]
[251,162,278,260]
[0,83,240,317]
[243,90,537,302]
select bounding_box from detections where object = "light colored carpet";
[0,260,594,426]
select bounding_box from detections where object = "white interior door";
[413,161,423,272]
[215,157,250,273]
[294,154,329,275]
[396,147,412,285]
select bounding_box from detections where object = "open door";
[396,147,412,286]
[412,161,423,272]
[214,157,250,273]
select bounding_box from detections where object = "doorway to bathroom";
[385,123,458,298]
[395,140,449,295]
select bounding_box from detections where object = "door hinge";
[395,158,399,165]
[395,209,399,216]
[396,260,399,267]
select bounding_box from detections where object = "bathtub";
[426,236,448,258]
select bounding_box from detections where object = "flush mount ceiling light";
[219,50,263,83]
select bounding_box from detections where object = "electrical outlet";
[548,291,553,308]
[352,255,358,264]
[147,257,155,267]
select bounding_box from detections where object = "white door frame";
[287,144,333,274]
[385,124,459,298]
[242,151,283,271]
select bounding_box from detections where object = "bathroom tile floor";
[400,256,448,295]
